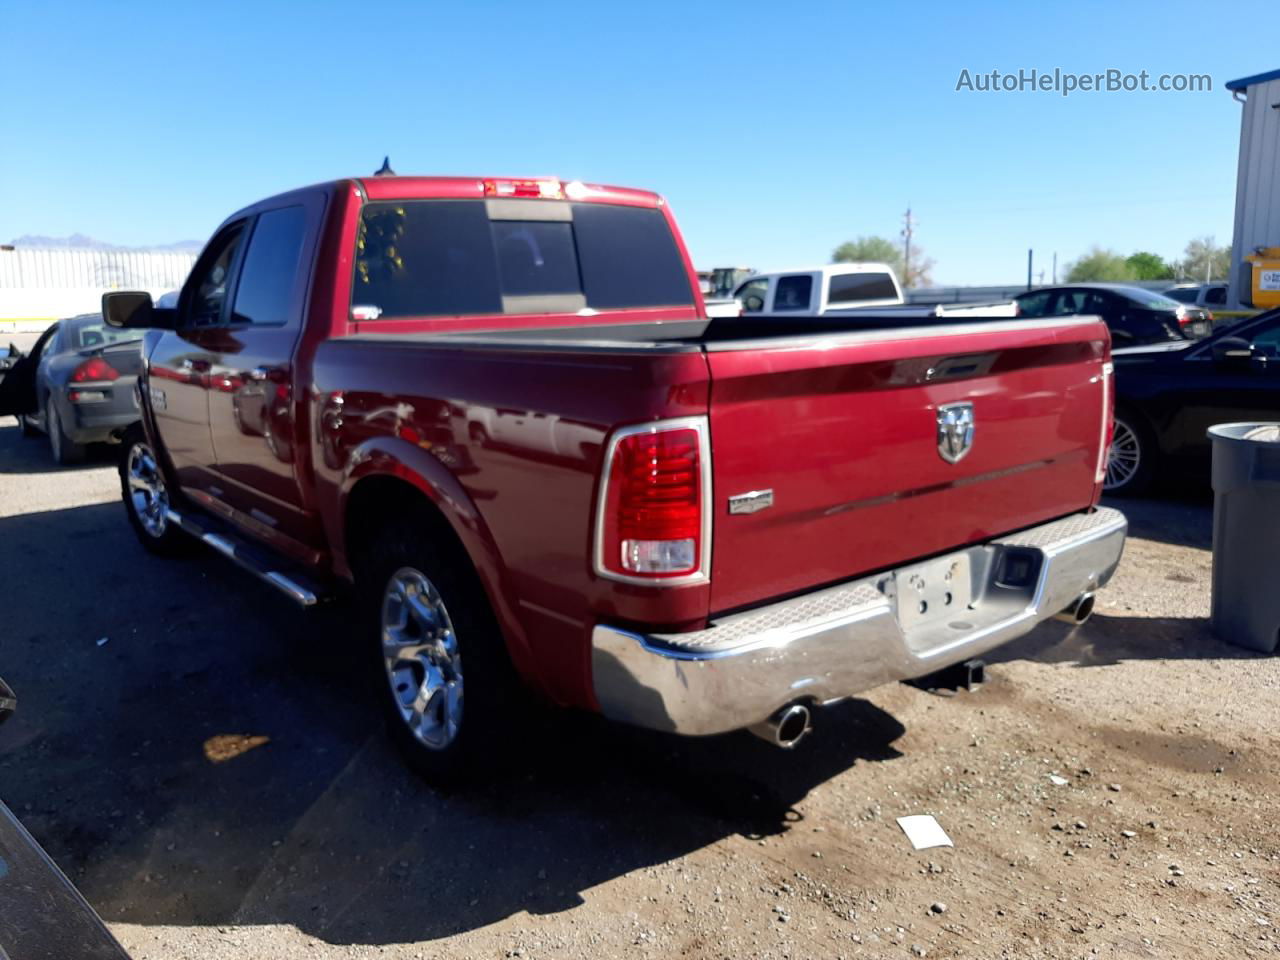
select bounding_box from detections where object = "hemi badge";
[728,489,774,515]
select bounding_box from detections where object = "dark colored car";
[0,680,133,959]
[9,314,143,463]
[1015,284,1212,346]
[1106,309,1280,494]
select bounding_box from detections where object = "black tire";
[357,507,518,785]
[47,401,85,465]
[1104,408,1157,497]
[119,424,190,555]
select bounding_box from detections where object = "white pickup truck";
[730,263,1019,319]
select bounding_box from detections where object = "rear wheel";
[358,510,517,785]
[47,402,85,464]
[1104,411,1156,496]
[119,425,189,555]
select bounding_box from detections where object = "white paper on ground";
[1048,774,1069,786]
[896,815,953,850]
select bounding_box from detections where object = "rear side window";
[1205,285,1227,306]
[572,203,693,309]
[827,271,898,304]
[353,200,693,319]
[1164,287,1197,304]
[232,206,309,325]
[773,275,813,311]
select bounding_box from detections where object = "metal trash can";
[1209,422,1280,652]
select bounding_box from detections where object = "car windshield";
[1122,288,1180,310]
[62,315,142,350]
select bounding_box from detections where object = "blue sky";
[1,0,1273,284]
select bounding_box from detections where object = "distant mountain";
[8,234,203,253]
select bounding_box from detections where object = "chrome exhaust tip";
[1054,592,1096,626]
[748,703,811,749]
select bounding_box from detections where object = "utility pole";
[1027,249,1033,290]
[901,206,915,288]
[1052,252,1058,284]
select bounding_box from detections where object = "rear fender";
[335,436,537,688]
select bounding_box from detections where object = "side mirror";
[102,291,177,330]
[1212,335,1253,366]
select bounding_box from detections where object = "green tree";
[1180,236,1231,282]
[1125,251,1174,280]
[832,235,934,288]
[1066,247,1137,283]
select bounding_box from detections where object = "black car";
[0,314,143,464]
[0,680,133,959]
[1106,309,1280,494]
[1015,284,1213,346]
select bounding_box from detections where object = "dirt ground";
[0,417,1276,959]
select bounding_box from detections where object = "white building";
[0,245,197,330]
[1227,68,1280,308]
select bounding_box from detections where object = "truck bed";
[322,312,1109,620]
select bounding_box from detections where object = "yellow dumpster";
[1245,247,1280,308]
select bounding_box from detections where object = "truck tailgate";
[706,318,1109,613]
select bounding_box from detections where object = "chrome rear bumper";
[591,507,1127,736]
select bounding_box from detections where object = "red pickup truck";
[87,174,1126,782]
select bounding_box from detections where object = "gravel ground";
[0,415,1277,959]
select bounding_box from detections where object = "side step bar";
[165,507,326,607]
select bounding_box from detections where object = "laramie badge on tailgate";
[728,489,774,515]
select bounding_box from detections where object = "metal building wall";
[1228,76,1280,307]
[0,247,197,290]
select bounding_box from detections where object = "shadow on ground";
[0,500,905,945]
[992,609,1269,669]
[0,418,119,475]
[1101,490,1212,551]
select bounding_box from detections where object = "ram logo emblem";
[936,402,975,464]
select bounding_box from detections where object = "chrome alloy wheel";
[126,442,169,537]
[381,567,464,750]
[1105,419,1141,491]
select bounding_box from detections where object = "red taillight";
[71,356,119,382]
[483,178,564,200]
[596,420,708,581]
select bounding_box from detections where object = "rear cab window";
[352,199,694,320]
[826,271,898,305]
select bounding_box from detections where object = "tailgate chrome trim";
[591,507,1126,736]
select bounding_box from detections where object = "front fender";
[333,435,537,690]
